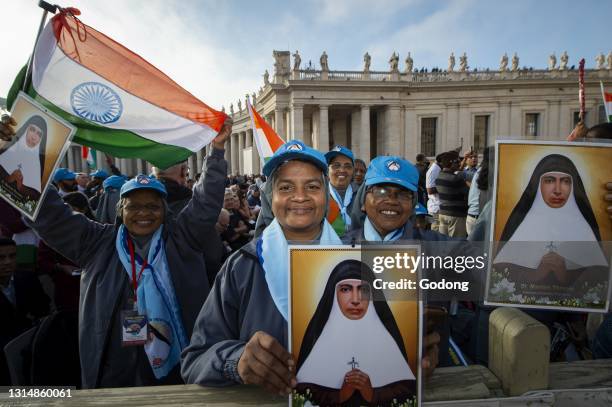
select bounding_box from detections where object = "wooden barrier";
[1,362,611,406]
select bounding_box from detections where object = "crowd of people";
[0,114,611,403]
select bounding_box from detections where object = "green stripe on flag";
[8,66,195,169]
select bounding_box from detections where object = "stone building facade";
[59,51,612,176]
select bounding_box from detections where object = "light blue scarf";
[116,225,188,379]
[364,217,403,242]
[257,218,342,320]
[329,183,353,229]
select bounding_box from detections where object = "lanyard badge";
[121,236,149,347]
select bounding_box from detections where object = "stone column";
[497,101,511,138]
[404,106,418,161]
[303,114,312,146]
[547,100,561,138]
[136,159,144,175]
[188,155,197,180]
[350,109,361,158]
[383,105,401,155]
[291,104,303,141]
[196,149,204,172]
[445,103,460,153]
[360,105,370,162]
[250,130,261,174]
[238,132,245,174]
[509,102,521,136]
[458,103,470,151]
[96,150,107,172]
[67,146,76,171]
[230,133,238,175]
[275,108,285,141]
[119,159,128,176]
[319,105,330,152]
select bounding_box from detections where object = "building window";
[473,115,489,153]
[524,113,539,137]
[420,117,437,157]
[573,111,588,126]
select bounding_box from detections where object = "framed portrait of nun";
[289,246,421,407]
[0,92,75,220]
[485,140,612,312]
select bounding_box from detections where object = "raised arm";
[173,122,231,252]
[24,186,109,266]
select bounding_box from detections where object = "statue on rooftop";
[364,52,371,72]
[320,51,329,71]
[499,53,508,71]
[405,52,413,73]
[448,52,455,72]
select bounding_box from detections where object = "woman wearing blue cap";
[182,140,342,394]
[95,175,128,224]
[325,145,358,237]
[1,117,232,388]
[344,156,476,375]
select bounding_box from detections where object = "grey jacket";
[25,148,227,388]
[181,239,287,386]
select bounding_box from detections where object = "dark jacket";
[25,149,227,388]
[159,177,225,286]
[181,239,286,386]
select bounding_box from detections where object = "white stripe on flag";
[255,128,275,159]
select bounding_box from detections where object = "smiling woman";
[271,160,327,241]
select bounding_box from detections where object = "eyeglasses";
[124,203,163,213]
[330,163,354,171]
[367,185,413,202]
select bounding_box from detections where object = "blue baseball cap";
[103,175,127,191]
[120,175,167,198]
[90,169,109,179]
[53,168,76,183]
[414,203,431,217]
[262,140,328,177]
[364,156,419,192]
[324,145,354,164]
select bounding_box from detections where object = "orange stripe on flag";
[605,91,612,102]
[326,197,340,224]
[51,13,227,131]
[251,106,284,152]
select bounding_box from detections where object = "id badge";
[121,310,148,346]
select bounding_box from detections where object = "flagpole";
[601,81,610,123]
[22,1,59,91]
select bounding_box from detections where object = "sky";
[1,0,611,111]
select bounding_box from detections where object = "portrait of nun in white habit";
[494,153,609,288]
[0,115,48,200]
[295,259,416,407]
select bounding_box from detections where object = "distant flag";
[7,8,227,169]
[601,82,612,123]
[82,145,97,169]
[246,100,284,165]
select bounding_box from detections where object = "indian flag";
[602,82,612,123]
[7,9,227,169]
[82,145,97,169]
[246,100,284,164]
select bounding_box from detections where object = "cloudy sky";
[1,0,611,110]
